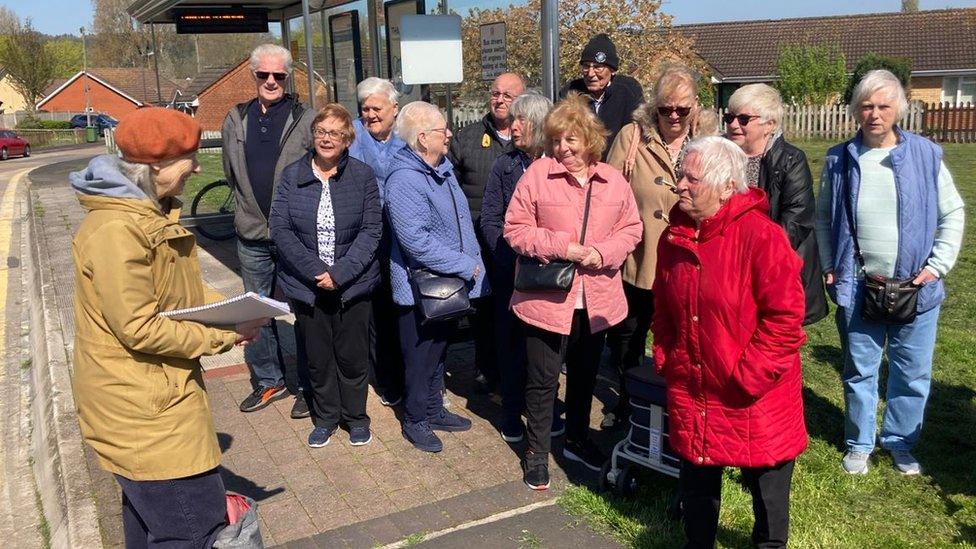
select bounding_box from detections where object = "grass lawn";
[181,152,226,206]
[560,141,976,548]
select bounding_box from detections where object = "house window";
[941,76,976,105]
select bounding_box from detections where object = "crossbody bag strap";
[839,142,865,269]
[623,124,641,181]
[579,179,595,245]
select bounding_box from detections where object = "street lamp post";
[80,27,91,126]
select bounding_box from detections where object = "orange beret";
[115,107,201,164]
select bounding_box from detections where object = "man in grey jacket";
[222,43,315,415]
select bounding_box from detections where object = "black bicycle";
[190,179,236,241]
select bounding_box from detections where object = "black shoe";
[239,383,288,412]
[523,456,550,491]
[472,373,497,395]
[563,439,606,472]
[290,391,311,419]
[402,421,443,453]
[501,418,525,443]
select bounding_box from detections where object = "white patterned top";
[312,165,336,266]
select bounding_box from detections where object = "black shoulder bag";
[840,147,920,325]
[514,181,594,292]
[408,186,475,325]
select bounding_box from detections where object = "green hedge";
[16,118,72,130]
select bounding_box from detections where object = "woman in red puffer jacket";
[652,136,807,549]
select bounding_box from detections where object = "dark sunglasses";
[723,113,760,126]
[254,71,288,82]
[657,106,692,118]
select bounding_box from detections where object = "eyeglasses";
[424,127,449,135]
[658,106,692,118]
[723,113,761,126]
[580,62,610,73]
[490,91,516,102]
[313,128,347,140]
[254,71,288,82]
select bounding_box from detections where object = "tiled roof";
[87,67,186,104]
[43,78,69,97]
[182,60,246,98]
[675,8,976,80]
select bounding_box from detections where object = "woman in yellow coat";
[71,107,262,548]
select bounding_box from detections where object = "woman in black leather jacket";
[724,83,828,325]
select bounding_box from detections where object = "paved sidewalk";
[27,155,628,547]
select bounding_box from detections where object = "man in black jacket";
[560,33,644,160]
[448,72,525,393]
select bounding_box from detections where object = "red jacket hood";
[669,187,770,242]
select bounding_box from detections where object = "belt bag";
[862,274,920,325]
[409,267,473,325]
[514,181,593,292]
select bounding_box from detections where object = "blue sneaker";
[349,426,372,446]
[308,427,335,448]
[428,408,472,432]
[402,420,443,452]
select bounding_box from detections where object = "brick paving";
[28,155,628,547]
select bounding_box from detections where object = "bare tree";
[0,17,58,111]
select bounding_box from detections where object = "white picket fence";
[716,101,925,141]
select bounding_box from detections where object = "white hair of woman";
[847,69,909,120]
[249,44,293,73]
[395,101,444,151]
[509,90,552,156]
[685,135,749,194]
[728,83,785,129]
[357,77,399,105]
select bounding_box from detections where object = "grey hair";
[395,101,444,151]
[116,158,160,205]
[249,43,293,73]
[848,69,908,120]
[509,90,552,157]
[728,83,784,128]
[684,136,749,194]
[357,77,399,105]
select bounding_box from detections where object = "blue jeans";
[837,283,941,453]
[237,239,285,388]
[115,468,226,548]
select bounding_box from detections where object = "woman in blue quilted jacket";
[385,101,489,453]
[270,103,382,449]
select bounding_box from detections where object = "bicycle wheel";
[190,180,237,241]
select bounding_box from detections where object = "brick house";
[675,8,976,106]
[36,68,185,119]
[190,59,332,131]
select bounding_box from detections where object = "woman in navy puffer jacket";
[270,104,381,449]
[385,101,489,453]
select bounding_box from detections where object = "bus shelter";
[128,0,562,116]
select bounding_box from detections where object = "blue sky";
[7,0,976,36]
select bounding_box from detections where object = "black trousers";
[680,459,795,549]
[523,310,606,456]
[116,468,226,548]
[398,306,457,424]
[492,280,527,425]
[293,295,371,430]
[472,237,498,384]
[369,255,405,400]
[604,283,655,414]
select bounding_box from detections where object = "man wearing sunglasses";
[560,33,644,160]
[222,43,316,417]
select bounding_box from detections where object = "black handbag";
[514,182,594,292]
[840,148,920,325]
[408,187,475,324]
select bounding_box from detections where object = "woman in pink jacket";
[504,94,642,490]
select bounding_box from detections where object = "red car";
[0,130,30,160]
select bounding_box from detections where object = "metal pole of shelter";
[367,0,383,77]
[439,0,453,128]
[281,14,294,96]
[300,0,317,110]
[151,23,163,104]
[540,0,559,102]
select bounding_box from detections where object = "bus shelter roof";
[128,0,353,24]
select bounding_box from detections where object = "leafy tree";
[902,0,919,12]
[774,43,847,104]
[0,18,58,111]
[843,53,912,103]
[46,38,84,78]
[459,0,707,102]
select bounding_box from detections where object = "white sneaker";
[842,451,870,475]
[890,450,921,475]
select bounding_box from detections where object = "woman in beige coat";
[71,108,262,548]
[603,65,717,428]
